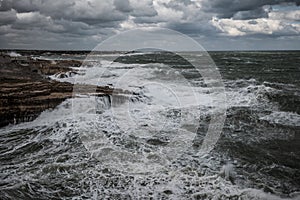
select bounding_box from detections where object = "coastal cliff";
[0,54,126,127]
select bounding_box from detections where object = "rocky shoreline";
[0,53,128,127]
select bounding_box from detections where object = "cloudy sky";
[0,0,299,51]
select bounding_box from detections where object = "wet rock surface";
[0,54,127,127]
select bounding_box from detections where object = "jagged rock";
[0,54,131,127]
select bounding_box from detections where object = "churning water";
[0,51,299,199]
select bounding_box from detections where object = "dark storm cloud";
[232,7,270,20]
[129,0,157,17]
[0,9,16,25]
[114,0,132,12]
[45,1,127,25]
[1,0,130,50]
[0,0,299,50]
[202,0,300,18]
[0,0,129,24]
[165,22,218,35]
[0,0,41,12]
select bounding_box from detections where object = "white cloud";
[14,12,64,32]
[120,16,138,30]
[153,1,184,22]
[211,17,300,36]
[269,10,300,21]
[0,0,300,50]
[16,12,49,24]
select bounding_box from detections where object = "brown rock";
[0,54,131,127]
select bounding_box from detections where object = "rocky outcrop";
[0,54,129,127]
[31,59,82,75]
[0,81,73,127]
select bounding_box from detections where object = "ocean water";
[0,51,299,199]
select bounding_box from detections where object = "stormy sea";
[0,50,299,199]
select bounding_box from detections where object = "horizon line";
[1,48,300,52]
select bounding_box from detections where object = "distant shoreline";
[1,49,300,55]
